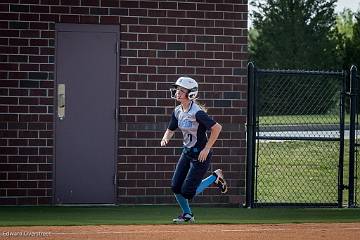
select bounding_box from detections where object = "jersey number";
[188,134,193,142]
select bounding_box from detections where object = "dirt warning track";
[1,223,360,240]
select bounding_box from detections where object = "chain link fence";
[247,65,345,207]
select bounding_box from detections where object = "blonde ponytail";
[194,100,207,112]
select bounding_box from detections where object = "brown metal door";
[55,24,118,204]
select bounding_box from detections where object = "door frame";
[53,23,119,204]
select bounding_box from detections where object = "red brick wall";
[0,0,248,205]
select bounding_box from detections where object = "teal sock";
[196,175,216,195]
[174,194,192,214]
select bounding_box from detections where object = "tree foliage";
[350,12,360,69]
[250,0,340,69]
[336,10,360,70]
[342,11,360,72]
[335,9,355,39]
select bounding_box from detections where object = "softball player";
[161,77,228,223]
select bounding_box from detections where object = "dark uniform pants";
[171,148,212,199]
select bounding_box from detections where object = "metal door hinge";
[115,108,118,120]
[113,174,117,185]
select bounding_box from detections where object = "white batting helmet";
[170,77,199,100]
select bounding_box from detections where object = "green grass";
[256,113,360,205]
[256,140,360,205]
[0,206,360,226]
[256,141,339,203]
[259,114,351,125]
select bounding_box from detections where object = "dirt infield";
[1,223,360,240]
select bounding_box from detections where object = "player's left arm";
[198,122,222,162]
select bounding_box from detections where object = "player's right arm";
[161,111,178,147]
[161,129,175,146]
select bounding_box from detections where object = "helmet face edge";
[171,77,199,100]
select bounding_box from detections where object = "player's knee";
[181,186,195,200]
[171,184,181,194]
[181,192,194,200]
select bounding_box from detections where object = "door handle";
[58,84,65,120]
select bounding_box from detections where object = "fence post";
[348,65,358,208]
[246,62,256,208]
[338,72,346,208]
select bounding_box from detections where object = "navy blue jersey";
[168,101,216,149]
